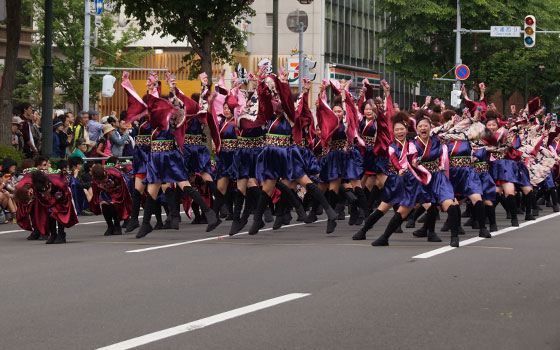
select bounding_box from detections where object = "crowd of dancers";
[13,67,560,248]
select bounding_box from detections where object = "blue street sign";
[95,0,103,15]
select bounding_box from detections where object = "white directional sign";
[491,26,521,37]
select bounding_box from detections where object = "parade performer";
[89,164,132,236]
[136,73,219,238]
[15,169,78,244]
[249,68,337,235]
[316,79,370,227]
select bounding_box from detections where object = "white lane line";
[413,211,560,259]
[126,218,332,253]
[95,293,311,350]
[0,211,186,235]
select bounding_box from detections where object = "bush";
[0,145,24,168]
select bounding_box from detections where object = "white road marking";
[126,218,331,253]
[413,211,560,259]
[95,293,311,350]
[0,212,184,235]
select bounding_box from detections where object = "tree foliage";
[14,0,148,111]
[377,0,560,109]
[115,0,255,82]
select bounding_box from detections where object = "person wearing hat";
[11,116,24,151]
[94,124,116,157]
[52,118,72,158]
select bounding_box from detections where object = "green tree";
[377,0,560,109]
[0,0,23,145]
[114,0,255,83]
[14,0,148,111]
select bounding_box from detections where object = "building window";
[265,13,273,27]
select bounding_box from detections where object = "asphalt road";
[1,205,559,350]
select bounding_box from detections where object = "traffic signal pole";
[297,10,304,93]
[83,0,91,111]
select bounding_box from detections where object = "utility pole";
[297,10,304,93]
[454,0,461,91]
[83,0,91,112]
[272,0,278,73]
[41,0,54,157]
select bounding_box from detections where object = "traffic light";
[301,57,317,81]
[524,15,536,48]
[102,74,116,98]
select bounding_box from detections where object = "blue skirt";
[478,172,497,201]
[298,147,321,176]
[235,147,262,179]
[538,172,555,189]
[256,146,306,181]
[381,172,421,207]
[147,150,189,184]
[490,159,531,187]
[216,150,237,179]
[319,149,363,181]
[418,171,455,204]
[131,145,150,175]
[375,156,390,176]
[183,144,213,176]
[449,167,482,197]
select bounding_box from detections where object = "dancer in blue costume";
[316,79,372,228]
[440,108,491,239]
[370,113,463,247]
[249,69,338,235]
[120,72,153,233]
[352,109,432,242]
[135,74,219,238]
[229,72,266,235]
[485,113,534,227]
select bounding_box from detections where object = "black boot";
[225,188,234,221]
[249,191,271,235]
[486,204,498,232]
[371,212,404,246]
[27,229,40,240]
[54,223,66,244]
[231,187,259,235]
[352,209,384,240]
[448,205,460,247]
[184,185,219,232]
[406,207,424,228]
[165,187,180,230]
[46,219,58,244]
[102,204,115,236]
[462,202,472,217]
[307,183,337,233]
[304,197,319,223]
[354,186,371,219]
[524,191,536,221]
[551,189,560,212]
[153,199,164,230]
[276,182,306,222]
[136,195,155,238]
[126,189,142,232]
[506,194,519,226]
[474,201,491,238]
[273,192,289,230]
[229,191,245,235]
[413,206,433,238]
[425,206,441,242]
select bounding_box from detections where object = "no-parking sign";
[455,64,470,80]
